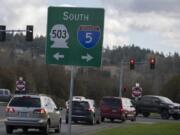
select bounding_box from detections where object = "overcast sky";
[1,0,180,54]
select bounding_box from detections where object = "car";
[0,89,11,102]
[4,94,62,134]
[65,96,86,109]
[136,95,180,120]
[66,99,101,125]
[100,96,136,122]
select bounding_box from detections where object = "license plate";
[19,112,28,117]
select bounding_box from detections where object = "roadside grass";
[92,123,180,135]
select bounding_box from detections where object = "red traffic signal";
[149,58,155,69]
[130,59,135,70]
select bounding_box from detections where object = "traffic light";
[0,25,6,41]
[26,25,33,41]
[130,59,135,70]
[149,58,155,69]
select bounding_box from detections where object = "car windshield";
[160,97,173,104]
[102,98,121,107]
[9,96,41,107]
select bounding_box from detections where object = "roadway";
[0,105,179,135]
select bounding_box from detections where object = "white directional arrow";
[53,52,64,60]
[81,53,93,62]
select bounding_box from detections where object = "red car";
[100,96,136,122]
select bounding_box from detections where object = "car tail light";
[118,107,124,113]
[6,107,15,113]
[33,108,46,114]
[86,108,92,112]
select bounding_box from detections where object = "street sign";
[16,77,26,92]
[46,7,105,67]
[132,83,143,100]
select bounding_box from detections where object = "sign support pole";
[67,66,75,135]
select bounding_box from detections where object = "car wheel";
[55,119,61,133]
[161,110,170,119]
[172,114,180,120]
[135,111,139,116]
[74,120,78,124]
[121,113,126,122]
[121,117,126,122]
[110,118,114,122]
[66,118,68,124]
[6,125,13,134]
[142,112,150,117]
[101,117,105,122]
[131,116,136,122]
[96,116,101,124]
[42,121,50,135]
[90,116,95,125]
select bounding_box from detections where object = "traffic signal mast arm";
[0,25,33,41]
[0,29,32,32]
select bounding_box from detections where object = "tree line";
[0,34,180,105]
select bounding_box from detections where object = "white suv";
[4,94,62,134]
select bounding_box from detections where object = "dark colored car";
[136,95,180,120]
[0,89,11,102]
[66,99,101,125]
[100,97,136,122]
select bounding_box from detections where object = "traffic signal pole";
[119,60,124,97]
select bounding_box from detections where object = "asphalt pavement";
[0,105,179,135]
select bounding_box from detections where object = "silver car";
[0,89,11,102]
[4,94,61,134]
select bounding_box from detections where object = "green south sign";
[46,7,105,67]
